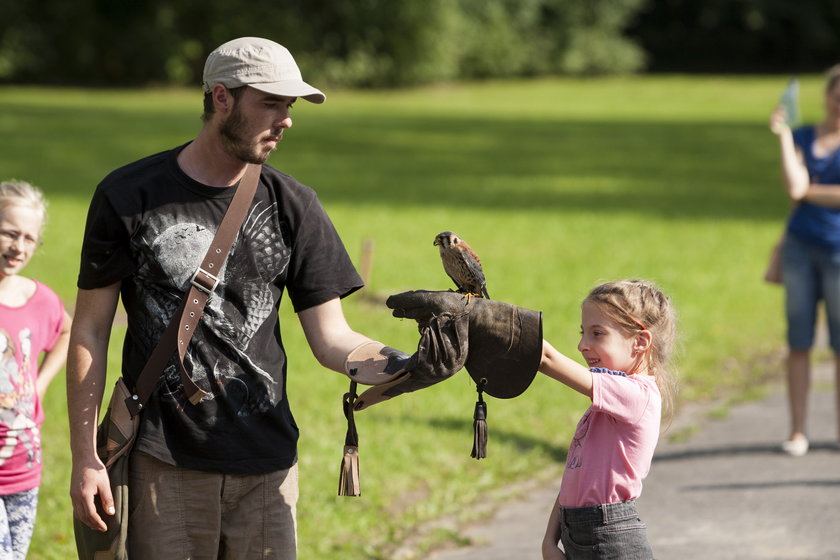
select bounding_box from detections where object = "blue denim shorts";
[559,500,653,560]
[782,234,840,352]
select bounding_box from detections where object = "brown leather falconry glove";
[337,313,469,495]
[384,290,543,399]
[351,310,469,411]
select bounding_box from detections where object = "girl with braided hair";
[540,279,678,560]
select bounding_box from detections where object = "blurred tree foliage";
[4,0,836,88]
[0,0,646,87]
[628,0,840,73]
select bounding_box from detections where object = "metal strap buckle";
[190,267,220,295]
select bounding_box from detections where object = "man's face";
[219,87,296,164]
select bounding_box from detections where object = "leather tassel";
[471,383,488,459]
[338,382,361,496]
[338,445,361,496]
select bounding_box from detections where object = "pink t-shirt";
[0,280,64,494]
[558,371,662,508]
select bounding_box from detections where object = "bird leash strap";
[126,163,261,416]
[339,381,361,496]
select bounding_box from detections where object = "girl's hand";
[770,104,790,136]
[542,494,566,559]
[542,543,567,560]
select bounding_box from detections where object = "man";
[67,37,423,559]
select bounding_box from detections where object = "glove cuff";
[354,311,469,411]
[344,341,412,385]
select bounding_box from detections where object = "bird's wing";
[462,252,487,289]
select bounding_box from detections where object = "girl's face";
[0,204,43,279]
[577,300,641,373]
[219,87,295,164]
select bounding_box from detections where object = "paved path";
[425,363,839,560]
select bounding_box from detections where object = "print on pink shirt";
[0,328,39,471]
[566,408,592,470]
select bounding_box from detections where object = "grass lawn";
[0,74,808,558]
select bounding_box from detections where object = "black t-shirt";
[78,145,363,473]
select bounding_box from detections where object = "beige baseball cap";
[202,37,325,104]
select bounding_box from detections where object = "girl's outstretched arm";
[538,339,593,398]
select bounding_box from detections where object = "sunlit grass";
[0,74,810,558]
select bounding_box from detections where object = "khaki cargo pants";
[127,451,298,560]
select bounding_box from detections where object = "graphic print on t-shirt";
[0,329,39,470]
[566,408,592,470]
[132,199,291,418]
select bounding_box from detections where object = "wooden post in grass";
[359,237,375,291]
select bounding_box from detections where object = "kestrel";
[434,231,490,299]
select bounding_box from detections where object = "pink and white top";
[0,280,65,494]
[558,371,662,508]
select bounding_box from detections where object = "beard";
[219,104,276,164]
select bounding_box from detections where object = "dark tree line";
[0,0,644,87]
[629,0,840,74]
[1,0,838,88]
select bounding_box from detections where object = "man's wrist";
[344,341,411,385]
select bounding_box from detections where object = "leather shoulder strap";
[126,163,261,416]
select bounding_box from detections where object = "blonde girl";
[540,279,677,560]
[0,179,71,559]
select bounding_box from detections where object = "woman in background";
[769,64,840,456]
